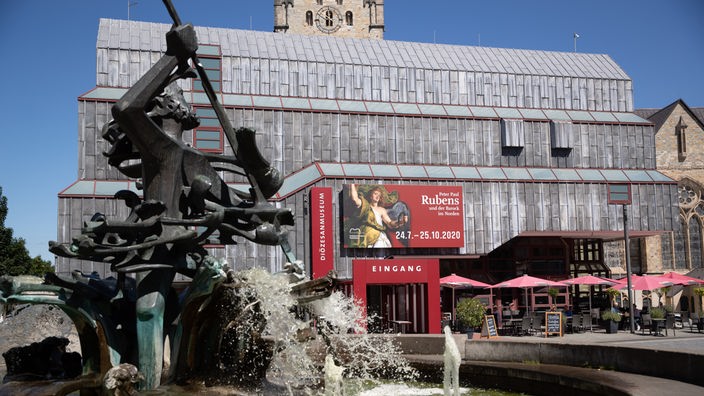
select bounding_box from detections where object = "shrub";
[455,298,486,330]
[601,310,622,322]
[650,307,666,319]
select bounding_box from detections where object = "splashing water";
[443,325,461,396]
[235,268,418,393]
[324,354,344,395]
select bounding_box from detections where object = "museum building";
[56,2,680,334]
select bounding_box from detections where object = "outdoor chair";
[518,316,532,336]
[665,315,676,336]
[690,313,702,333]
[641,314,652,335]
[680,312,689,329]
[582,312,593,332]
[531,314,545,335]
[570,314,583,333]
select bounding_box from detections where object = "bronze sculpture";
[0,1,333,392]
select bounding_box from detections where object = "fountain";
[443,326,461,396]
[0,2,417,394]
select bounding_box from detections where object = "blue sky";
[1,0,702,262]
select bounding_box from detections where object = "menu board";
[481,315,499,338]
[545,312,563,337]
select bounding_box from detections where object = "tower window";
[676,116,688,161]
[337,0,343,4]
[306,11,313,26]
[346,11,353,25]
[317,0,323,5]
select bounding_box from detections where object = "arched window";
[337,0,343,4]
[306,11,313,26]
[317,0,323,5]
[689,215,703,268]
[674,222,687,269]
[345,11,353,26]
[676,181,704,269]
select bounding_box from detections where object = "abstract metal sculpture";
[4,1,332,391]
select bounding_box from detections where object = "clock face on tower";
[315,6,342,33]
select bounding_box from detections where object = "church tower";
[274,0,384,39]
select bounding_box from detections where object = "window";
[689,216,702,269]
[675,182,704,269]
[660,232,674,270]
[676,116,688,161]
[317,0,323,4]
[196,226,223,248]
[193,107,223,153]
[345,11,353,25]
[192,45,221,93]
[550,120,574,149]
[500,119,525,148]
[337,0,343,4]
[306,10,313,26]
[192,45,223,153]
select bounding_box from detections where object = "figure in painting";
[345,184,409,248]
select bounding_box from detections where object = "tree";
[0,187,54,276]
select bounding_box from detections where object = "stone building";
[274,0,384,39]
[634,100,704,311]
[55,7,679,333]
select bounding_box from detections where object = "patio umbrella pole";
[452,288,456,327]
[623,204,636,334]
[588,286,593,331]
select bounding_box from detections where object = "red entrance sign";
[342,184,465,249]
[353,258,441,334]
[310,187,334,279]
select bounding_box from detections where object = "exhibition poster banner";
[342,184,465,248]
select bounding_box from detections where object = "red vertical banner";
[310,187,334,279]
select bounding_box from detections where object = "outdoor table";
[391,320,412,333]
[651,318,665,336]
[502,318,522,335]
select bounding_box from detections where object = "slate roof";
[635,99,704,131]
[98,18,631,81]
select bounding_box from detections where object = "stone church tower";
[274,0,384,39]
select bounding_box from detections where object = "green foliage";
[0,187,53,277]
[694,287,704,297]
[547,288,559,298]
[601,310,622,322]
[455,298,486,330]
[650,307,666,319]
[605,288,621,298]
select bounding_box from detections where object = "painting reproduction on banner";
[342,184,465,248]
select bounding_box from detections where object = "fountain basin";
[393,335,704,395]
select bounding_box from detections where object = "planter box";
[605,320,619,334]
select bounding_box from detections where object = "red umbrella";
[491,274,566,289]
[440,274,491,288]
[562,275,616,286]
[660,272,704,286]
[610,274,640,285]
[440,274,491,324]
[490,275,566,312]
[612,274,675,291]
[563,275,616,331]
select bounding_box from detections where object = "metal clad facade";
[56,19,678,279]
